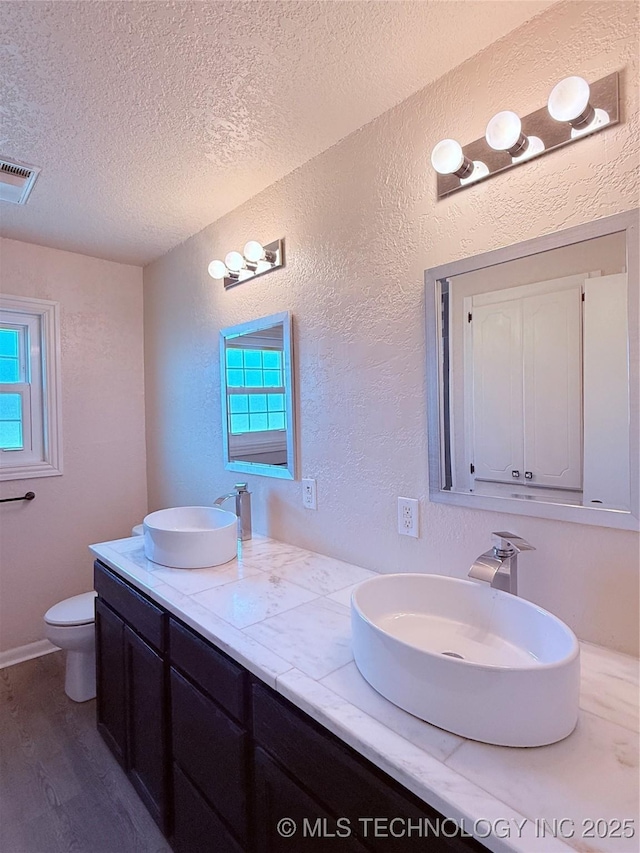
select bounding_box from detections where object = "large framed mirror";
[220,311,296,480]
[425,209,639,530]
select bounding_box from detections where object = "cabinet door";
[173,763,243,853]
[171,668,248,844]
[471,300,524,484]
[253,685,485,853]
[523,287,582,489]
[254,747,368,853]
[95,598,126,767]
[124,626,167,831]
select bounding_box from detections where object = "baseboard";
[0,639,59,670]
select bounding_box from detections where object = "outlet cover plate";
[303,478,317,510]
[398,497,419,538]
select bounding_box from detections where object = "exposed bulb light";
[208,260,228,280]
[548,75,610,138]
[486,111,527,156]
[431,138,488,185]
[243,241,266,263]
[548,76,594,127]
[485,110,545,161]
[430,139,473,178]
[225,251,246,273]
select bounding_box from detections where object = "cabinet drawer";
[171,668,249,842]
[169,618,246,722]
[94,561,165,652]
[173,764,243,853]
[253,684,484,853]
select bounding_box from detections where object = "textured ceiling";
[0,0,554,266]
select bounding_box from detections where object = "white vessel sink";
[351,573,580,747]
[143,506,238,569]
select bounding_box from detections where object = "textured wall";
[144,1,639,655]
[0,239,147,653]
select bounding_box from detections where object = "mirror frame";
[425,209,639,531]
[220,311,296,480]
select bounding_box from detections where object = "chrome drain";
[441,650,464,659]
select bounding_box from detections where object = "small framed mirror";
[220,311,296,480]
[425,209,639,530]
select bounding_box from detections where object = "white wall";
[144,1,639,655]
[0,238,147,653]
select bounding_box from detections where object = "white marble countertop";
[90,535,639,853]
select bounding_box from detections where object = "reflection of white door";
[470,279,584,490]
[583,273,630,509]
[472,301,523,484]
[522,288,583,489]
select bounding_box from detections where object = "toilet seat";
[44,591,97,627]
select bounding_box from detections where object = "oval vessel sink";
[351,573,580,747]
[143,506,237,569]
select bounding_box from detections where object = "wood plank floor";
[0,651,172,853]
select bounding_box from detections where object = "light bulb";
[430,139,472,177]
[243,241,265,263]
[548,76,594,128]
[225,251,246,273]
[208,260,227,280]
[485,111,528,156]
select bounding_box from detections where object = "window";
[0,295,62,481]
[225,347,286,435]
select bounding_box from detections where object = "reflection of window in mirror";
[444,232,629,511]
[224,324,289,468]
[226,348,286,434]
[220,311,295,480]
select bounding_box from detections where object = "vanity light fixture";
[432,71,619,198]
[208,238,285,289]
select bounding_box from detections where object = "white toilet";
[44,591,98,702]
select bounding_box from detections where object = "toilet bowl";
[44,591,98,702]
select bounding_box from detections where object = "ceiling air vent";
[0,158,41,205]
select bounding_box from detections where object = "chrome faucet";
[468,531,535,596]
[214,483,252,541]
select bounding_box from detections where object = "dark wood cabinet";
[95,597,126,766]
[253,747,368,853]
[172,763,244,853]
[94,562,169,833]
[252,684,484,853]
[169,615,251,849]
[94,560,486,853]
[124,625,167,827]
[171,667,249,845]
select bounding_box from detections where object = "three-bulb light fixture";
[208,238,284,289]
[431,72,618,198]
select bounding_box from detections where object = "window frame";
[0,294,63,481]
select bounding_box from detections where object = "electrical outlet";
[397,497,419,538]
[302,478,317,510]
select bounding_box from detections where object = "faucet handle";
[491,531,535,556]
[235,483,249,492]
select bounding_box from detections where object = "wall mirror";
[426,209,638,530]
[220,311,296,480]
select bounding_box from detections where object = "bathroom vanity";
[93,559,484,852]
[91,535,639,853]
